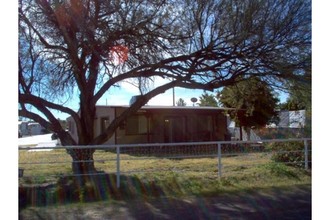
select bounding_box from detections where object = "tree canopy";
[176,98,187,106]
[19,0,311,173]
[217,76,279,129]
[279,71,311,111]
[198,92,218,107]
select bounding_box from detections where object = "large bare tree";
[19,0,311,174]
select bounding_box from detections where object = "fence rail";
[19,138,311,188]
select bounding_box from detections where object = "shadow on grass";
[19,180,311,220]
[19,173,166,210]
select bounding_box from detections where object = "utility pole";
[172,87,175,106]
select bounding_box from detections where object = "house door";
[164,116,185,143]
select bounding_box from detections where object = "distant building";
[227,110,307,141]
[256,110,308,139]
[18,121,47,137]
[28,122,45,136]
[278,110,306,128]
[18,121,29,137]
[267,110,306,128]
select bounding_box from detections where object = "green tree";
[218,77,279,140]
[176,98,187,106]
[198,93,218,107]
[280,71,311,111]
[19,0,310,174]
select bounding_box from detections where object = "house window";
[100,117,110,133]
[126,114,147,135]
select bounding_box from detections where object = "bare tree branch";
[18,0,311,165]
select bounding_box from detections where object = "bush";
[263,163,299,179]
[266,141,311,168]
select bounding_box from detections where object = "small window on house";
[100,117,110,133]
[126,114,147,135]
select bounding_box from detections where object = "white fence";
[19,138,311,188]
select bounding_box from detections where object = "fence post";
[304,139,309,170]
[218,143,222,178]
[116,145,120,188]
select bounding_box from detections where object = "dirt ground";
[19,184,311,220]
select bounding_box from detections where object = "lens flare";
[109,45,129,65]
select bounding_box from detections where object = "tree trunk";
[68,148,97,175]
[60,112,97,175]
[57,130,97,175]
[245,127,251,141]
[69,90,97,175]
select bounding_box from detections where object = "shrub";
[263,163,299,179]
[266,141,311,168]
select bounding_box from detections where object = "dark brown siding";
[114,107,228,144]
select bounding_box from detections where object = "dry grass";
[19,149,311,190]
[18,148,311,212]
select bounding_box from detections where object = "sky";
[49,78,289,120]
[50,82,221,120]
[96,77,289,107]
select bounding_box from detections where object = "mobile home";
[67,105,231,145]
